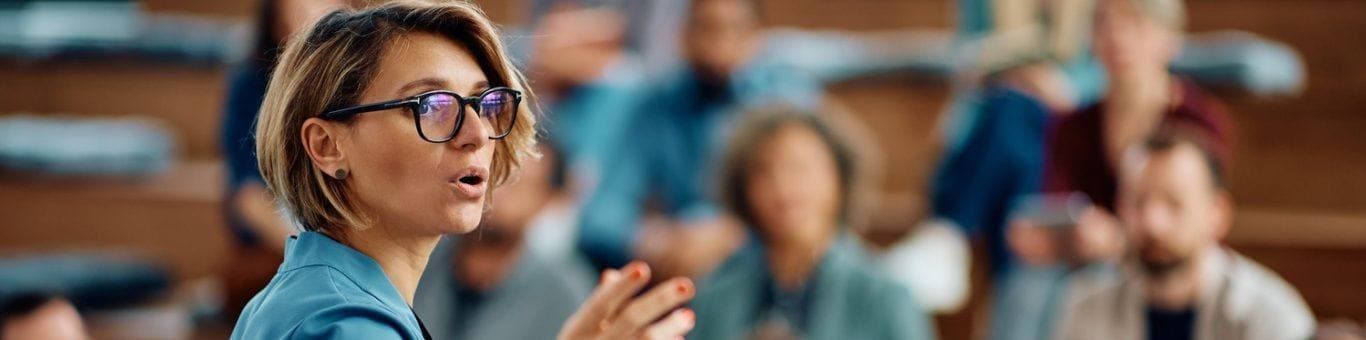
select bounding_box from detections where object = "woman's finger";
[558,269,619,338]
[570,262,653,330]
[604,277,695,338]
[640,308,696,340]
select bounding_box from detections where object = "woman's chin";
[440,204,485,234]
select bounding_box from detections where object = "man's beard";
[1138,244,1193,278]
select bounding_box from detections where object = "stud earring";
[334,168,349,180]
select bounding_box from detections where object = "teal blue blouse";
[231,232,428,339]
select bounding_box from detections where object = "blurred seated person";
[931,62,1059,278]
[218,0,341,314]
[415,144,594,340]
[941,1,1236,338]
[526,3,648,184]
[934,61,1105,340]
[934,59,1096,340]
[935,0,1109,277]
[690,107,934,340]
[1009,0,1237,279]
[1055,126,1314,339]
[0,293,88,340]
[576,0,822,276]
[939,0,1233,276]
[1042,0,1230,213]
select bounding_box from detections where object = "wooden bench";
[0,161,230,280]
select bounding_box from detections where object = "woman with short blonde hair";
[252,0,538,235]
[234,1,696,339]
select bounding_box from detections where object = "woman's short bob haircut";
[255,0,538,234]
[717,104,879,232]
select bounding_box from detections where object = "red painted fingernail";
[676,281,692,295]
[628,264,646,280]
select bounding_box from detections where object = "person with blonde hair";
[232,1,696,339]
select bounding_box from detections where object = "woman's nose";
[451,103,490,150]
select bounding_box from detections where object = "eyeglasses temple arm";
[322,99,414,120]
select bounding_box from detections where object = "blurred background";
[0,0,1363,339]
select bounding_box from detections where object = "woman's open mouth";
[450,166,489,199]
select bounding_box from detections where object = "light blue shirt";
[231,232,427,339]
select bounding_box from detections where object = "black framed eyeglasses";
[322,87,521,143]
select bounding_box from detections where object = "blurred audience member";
[1055,127,1314,340]
[527,4,648,194]
[218,0,343,315]
[576,0,821,276]
[1010,0,1236,270]
[934,62,1081,340]
[1043,0,1226,211]
[1015,0,1233,294]
[690,107,934,340]
[935,0,1106,277]
[415,144,594,340]
[938,0,1239,338]
[932,71,1054,277]
[0,293,88,340]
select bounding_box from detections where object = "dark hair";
[717,105,868,231]
[1143,123,1227,189]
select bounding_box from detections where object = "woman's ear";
[301,117,348,179]
[1210,190,1235,242]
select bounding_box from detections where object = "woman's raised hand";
[559,262,696,340]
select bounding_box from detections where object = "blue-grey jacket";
[690,236,937,340]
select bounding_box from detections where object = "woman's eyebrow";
[466,80,490,96]
[396,77,449,96]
